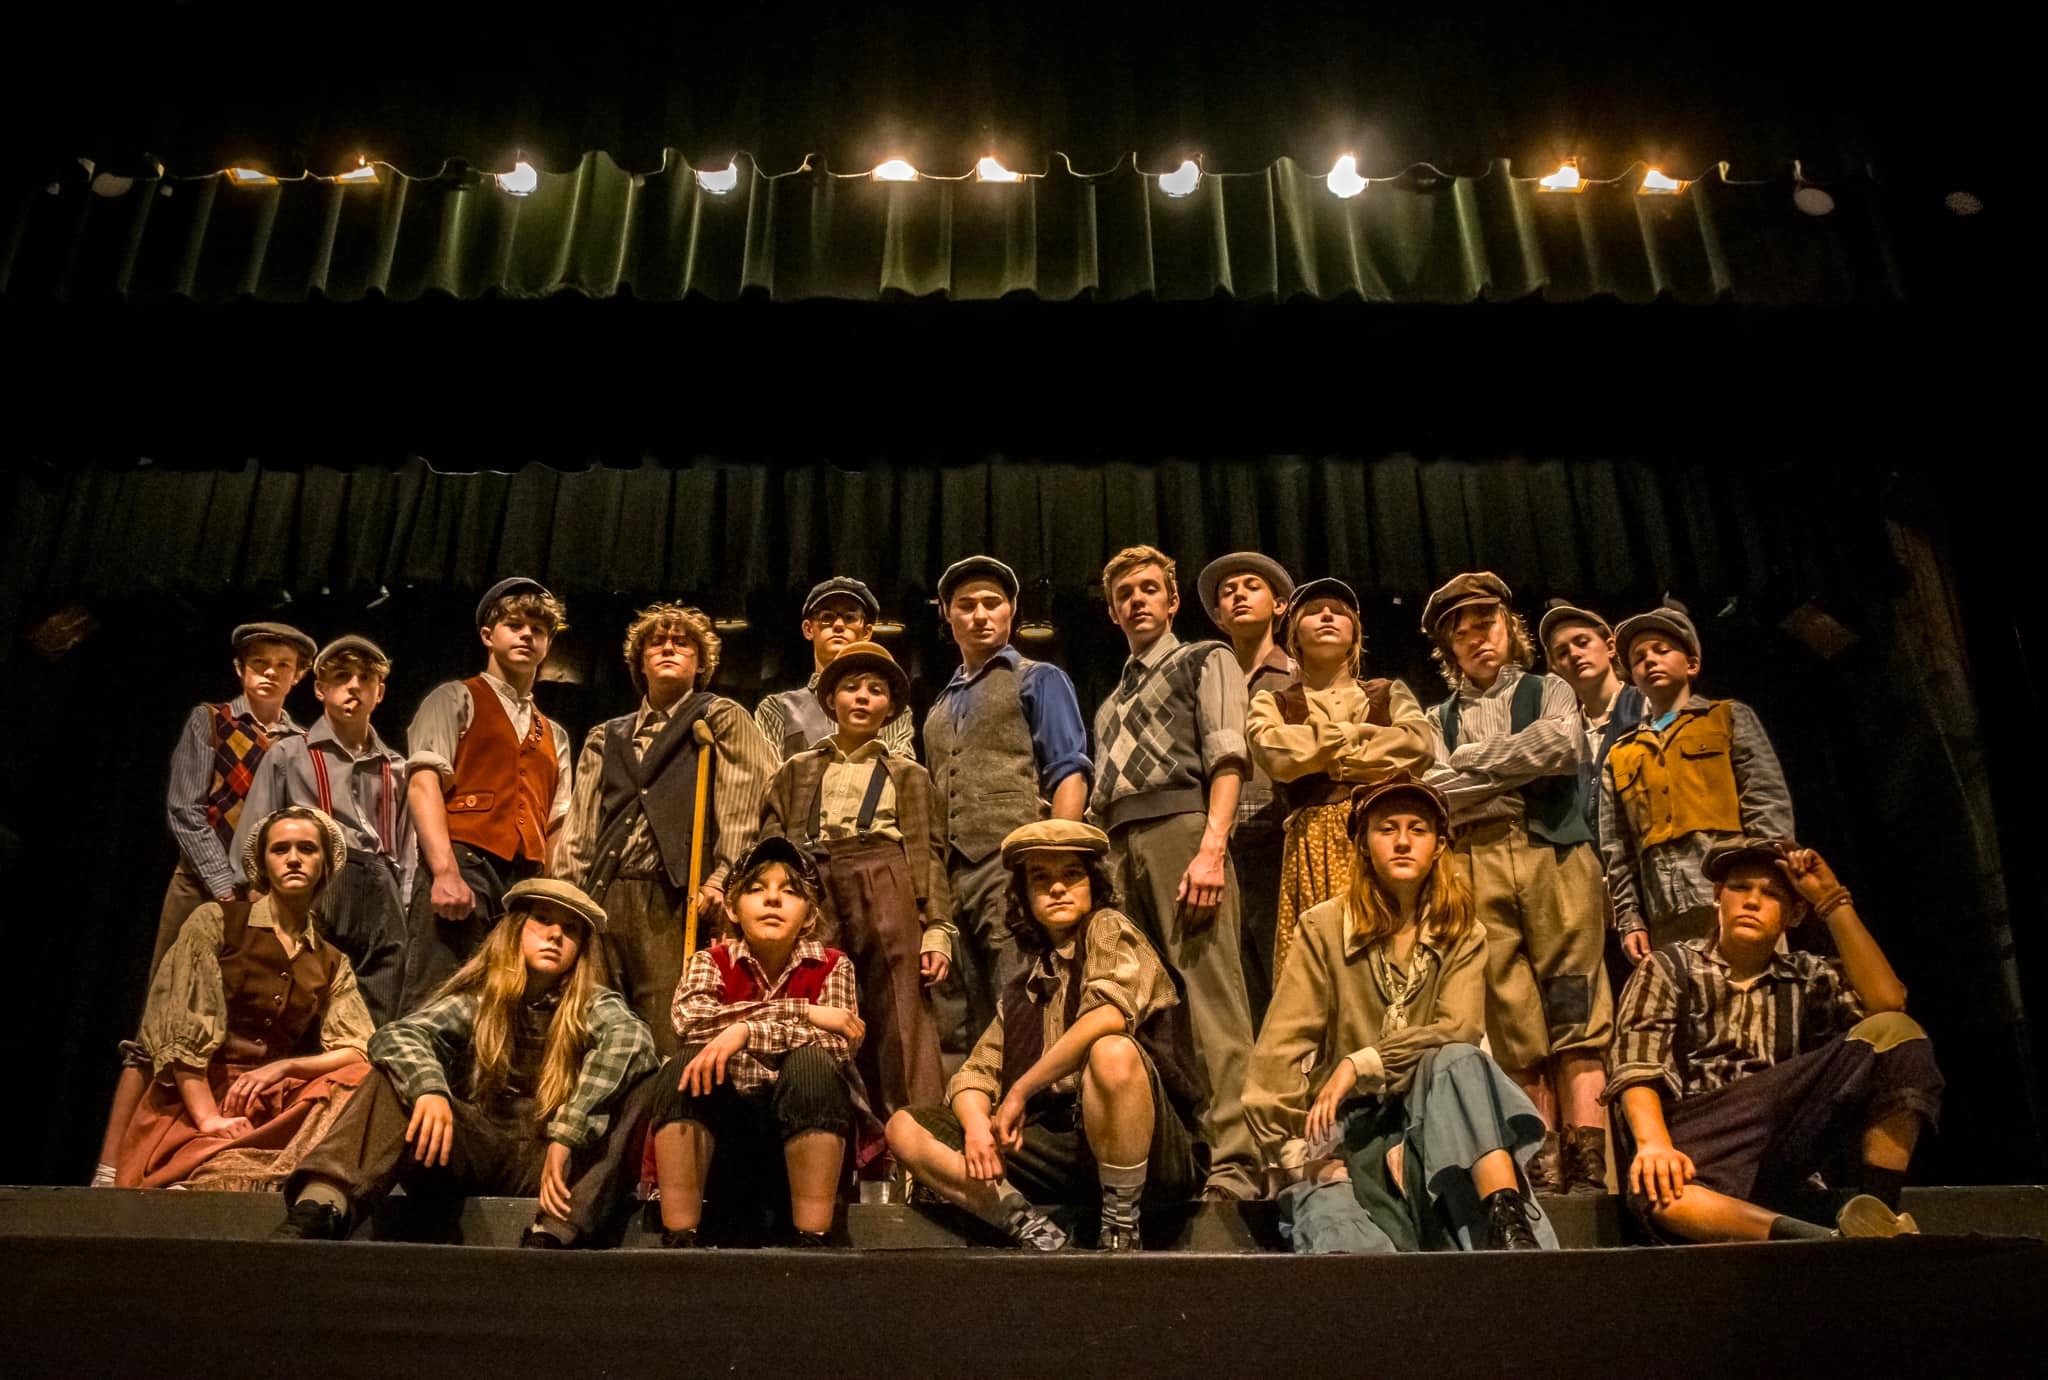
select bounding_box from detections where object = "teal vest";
[1437,672,1592,848]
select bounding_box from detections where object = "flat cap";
[803,577,881,621]
[1700,835,1794,883]
[314,634,392,672]
[1346,771,1451,837]
[1001,818,1112,866]
[475,576,554,630]
[240,805,349,891]
[937,554,1020,605]
[231,622,316,663]
[1197,552,1296,629]
[1285,576,1360,640]
[503,877,608,935]
[735,834,824,896]
[816,640,912,713]
[1614,600,1701,661]
[1537,599,1612,649]
[1420,571,1512,636]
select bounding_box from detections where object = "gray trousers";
[1109,811,1260,1200]
[931,850,1027,1069]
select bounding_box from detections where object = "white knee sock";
[89,1162,116,1189]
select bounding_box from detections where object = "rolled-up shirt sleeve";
[947,1010,1007,1106]
[1017,661,1094,796]
[1603,950,1684,1104]
[317,960,375,1059]
[1192,644,1251,779]
[405,681,472,781]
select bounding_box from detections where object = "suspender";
[809,758,891,838]
[309,747,396,857]
[1667,943,1802,1091]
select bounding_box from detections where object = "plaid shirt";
[367,986,658,1150]
[672,938,857,1092]
[1603,937,1865,1106]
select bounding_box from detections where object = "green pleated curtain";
[1,154,1898,306]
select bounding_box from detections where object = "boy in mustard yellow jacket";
[1598,602,1794,962]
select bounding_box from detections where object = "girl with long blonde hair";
[275,878,660,1247]
[1243,774,1558,1254]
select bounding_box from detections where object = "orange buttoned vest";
[444,677,558,864]
[1605,699,1743,848]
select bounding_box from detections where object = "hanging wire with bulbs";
[89,146,1988,223]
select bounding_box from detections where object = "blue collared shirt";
[929,645,1093,797]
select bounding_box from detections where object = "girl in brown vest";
[1247,578,1433,980]
[115,806,373,1189]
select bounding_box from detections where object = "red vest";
[444,677,557,864]
[708,942,846,1003]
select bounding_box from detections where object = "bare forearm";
[952,1089,995,1135]
[286,1048,368,1080]
[1620,1085,1674,1147]
[173,1066,223,1125]
[1827,907,1907,1012]
[409,773,457,876]
[1202,769,1242,850]
[1050,773,1088,821]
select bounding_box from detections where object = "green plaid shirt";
[367,986,657,1150]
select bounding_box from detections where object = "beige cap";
[503,877,609,934]
[1000,818,1112,866]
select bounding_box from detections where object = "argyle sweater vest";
[1090,641,1214,831]
[204,705,276,845]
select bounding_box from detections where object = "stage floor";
[3,1187,2045,1376]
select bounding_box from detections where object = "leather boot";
[1481,1189,1543,1250]
[1525,1131,1562,1194]
[1563,1126,1609,1196]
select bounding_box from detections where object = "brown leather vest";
[216,902,343,1065]
[445,677,558,863]
[1274,678,1393,817]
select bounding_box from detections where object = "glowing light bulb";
[495,161,538,196]
[1793,184,1835,217]
[696,163,739,194]
[1640,168,1685,195]
[1537,162,1583,192]
[1017,620,1058,642]
[335,158,378,185]
[1327,154,1367,198]
[872,159,919,182]
[975,155,1022,183]
[225,167,278,186]
[1158,160,1201,198]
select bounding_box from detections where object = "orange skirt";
[115,1056,367,1190]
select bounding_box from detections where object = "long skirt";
[1280,1043,1559,1254]
[1274,801,1355,979]
[115,1055,366,1189]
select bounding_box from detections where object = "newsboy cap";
[231,622,317,663]
[503,877,609,935]
[937,555,1020,605]
[1419,572,1512,636]
[1000,819,1112,866]
[1614,600,1701,662]
[803,577,881,621]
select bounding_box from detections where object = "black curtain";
[1,453,2037,1184]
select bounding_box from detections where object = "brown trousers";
[289,1065,657,1240]
[1449,819,1613,1071]
[815,836,946,1116]
[599,876,690,1057]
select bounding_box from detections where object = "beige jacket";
[1241,893,1486,1166]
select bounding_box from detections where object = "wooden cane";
[681,719,715,959]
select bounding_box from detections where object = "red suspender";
[309,749,398,857]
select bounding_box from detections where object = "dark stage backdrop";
[0,454,2037,1186]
